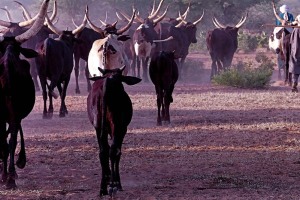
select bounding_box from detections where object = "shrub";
[212,53,274,89]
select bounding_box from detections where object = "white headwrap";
[279,4,289,14]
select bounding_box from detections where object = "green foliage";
[237,31,269,53]
[212,52,274,89]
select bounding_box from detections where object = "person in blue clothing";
[275,4,294,25]
[274,3,294,80]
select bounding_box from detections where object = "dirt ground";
[2,53,300,200]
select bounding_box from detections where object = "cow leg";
[292,74,299,93]
[0,124,9,185]
[6,123,19,189]
[40,78,49,119]
[16,126,26,169]
[96,129,110,196]
[136,57,141,79]
[142,58,149,82]
[58,78,70,117]
[131,54,136,76]
[109,133,125,196]
[85,63,91,92]
[156,86,163,126]
[30,63,40,92]
[74,55,81,94]
[210,60,217,79]
[178,57,186,80]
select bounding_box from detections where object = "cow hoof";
[292,88,298,93]
[108,186,118,197]
[59,113,66,118]
[6,177,17,190]
[43,113,52,119]
[100,188,108,196]
[16,156,26,169]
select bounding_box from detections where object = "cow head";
[86,8,135,77]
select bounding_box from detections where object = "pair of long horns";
[212,13,248,29]
[0,0,50,43]
[45,5,87,36]
[149,0,165,20]
[176,10,204,28]
[87,8,136,36]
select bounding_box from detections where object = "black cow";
[149,51,178,125]
[156,11,204,78]
[207,14,248,78]
[0,0,49,189]
[0,1,57,91]
[73,27,102,94]
[36,12,87,119]
[87,66,141,197]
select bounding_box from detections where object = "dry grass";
[2,53,300,199]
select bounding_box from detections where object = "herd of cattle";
[0,0,287,197]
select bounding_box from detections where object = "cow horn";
[86,8,104,35]
[99,19,107,27]
[0,19,12,27]
[116,11,123,20]
[153,5,169,25]
[15,0,50,43]
[45,15,62,35]
[213,16,226,28]
[72,6,88,35]
[148,0,164,20]
[175,20,185,28]
[176,3,190,21]
[235,13,248,28]
[120,65,126,72]
[153,36,173,43]
[212,17,222,28]
[14,1,32,20]
[178,11,188,24]
[150,0,156,16]
[72,18,79,28]
[1,8,12,22]
[117,9,136,35]
[193,10,204,25]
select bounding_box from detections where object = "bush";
[212,53,274,89]
[238,31,269,53]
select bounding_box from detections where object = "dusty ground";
[2,53,300,200]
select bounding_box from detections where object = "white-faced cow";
[0,0,49,189]
[207,14,248,78]
[149,51,178,125]
[36,9,87,119]
[87,66,141,197]
[86,9,135,77]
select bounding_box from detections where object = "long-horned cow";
[87,66,141,197]
[36,8,87,118]
[207,14,248,78]
[86,9,135,77]
[0,0,49,189]
[0,1,57,91]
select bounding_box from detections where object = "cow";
[0,1,57,91]
[87,66,141,197]
[156,11,204,78]
[36,9,87,119]
[73,27,102,94]
[0,0,49,189]
[132,0,168,82]
[207,13,248,78]
[86,9,135,77]
[149,51,178,125]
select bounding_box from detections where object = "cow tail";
[100,78,107,140]
[16,125,26,169]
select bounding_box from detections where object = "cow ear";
[117,35,131,41]
[20,48,39,58]
[122,76,142,85]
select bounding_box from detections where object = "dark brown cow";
[207,14,247,78]
[149,51,178,125]
[87,66,141,197]
[0,0,49,189]
[36,10,87,119]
